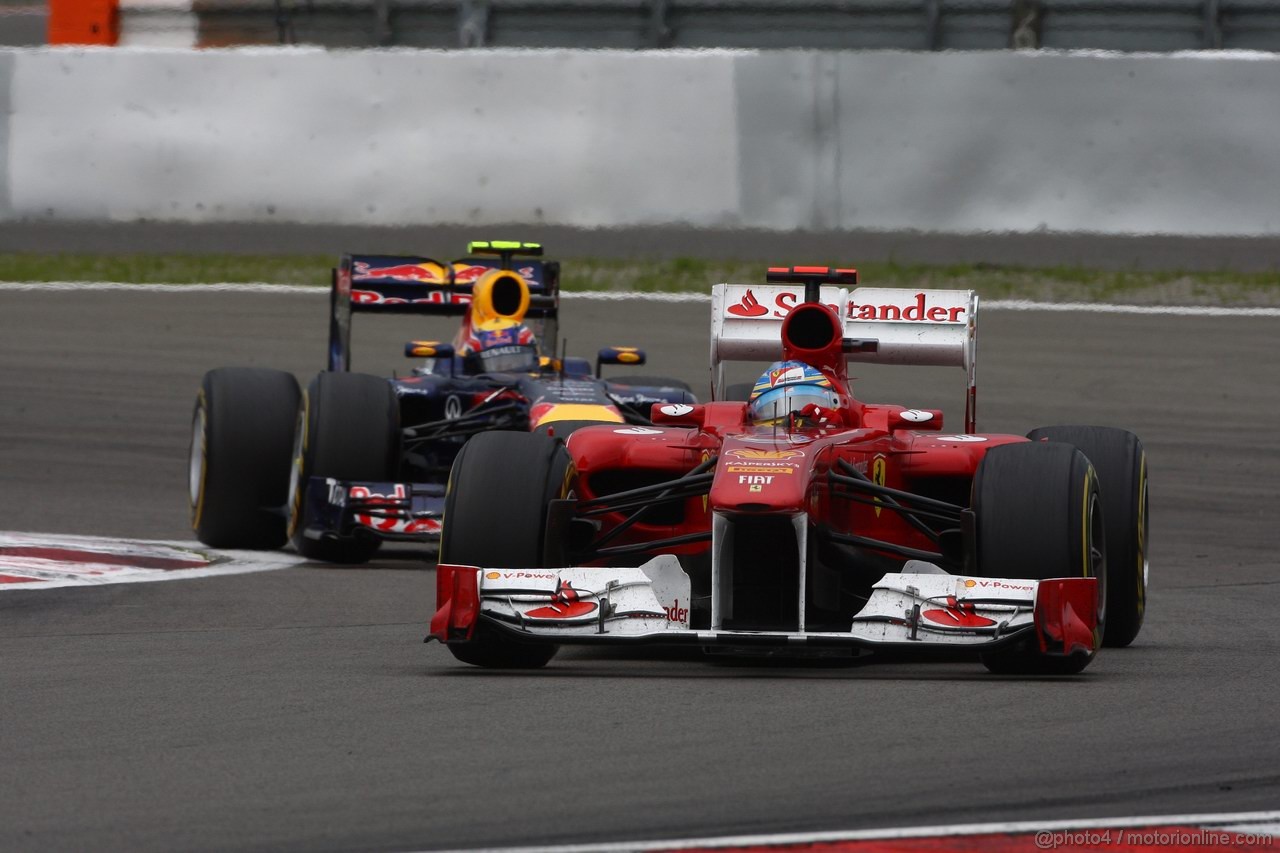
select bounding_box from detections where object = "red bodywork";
[428,278,1103,666]
[563,299,1022,571]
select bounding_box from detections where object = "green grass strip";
[1,252,1277,305]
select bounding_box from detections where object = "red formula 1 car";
[429,267,1149,674]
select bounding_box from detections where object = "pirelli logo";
[726,464,794,474]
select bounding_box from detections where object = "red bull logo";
[453,263,540,285]
[452,264,491,283]
[353,261,446,283]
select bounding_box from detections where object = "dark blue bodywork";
[292,247,696,552]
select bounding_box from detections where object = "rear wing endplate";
[328,253,561,372]
[710,283,979,432]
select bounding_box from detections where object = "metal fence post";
[1011,0,1042,49]
[1203,0,1222,48]
[648,0,672,46]
[459,0,489,47]
[925,0,942,51]
[374,0,392,45]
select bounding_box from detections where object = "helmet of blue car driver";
[462,318,540,373]
[747,361,839,426]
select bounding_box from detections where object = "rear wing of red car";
[710,280,980,431]
[328,244,560,372]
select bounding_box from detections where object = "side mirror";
[889,407,944,432]
[405,341,455,359]
[596,346,646,377]
[651,402,705,426]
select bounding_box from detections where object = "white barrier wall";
[3,47,1279,236]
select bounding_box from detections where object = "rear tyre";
[439,431,571,668]
[288,372,400,564]
[1028,425,1148,648]
[190,367,300,549]
[972,441,1105,675]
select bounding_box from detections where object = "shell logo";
[963,579,976,588]
[726,448,803,460]
[486,572,501,580]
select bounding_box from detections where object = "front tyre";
[288,372,400,564]
[972,441,1105,675]
[439,431,570,668]
[190,367,300,549]
[1028,425,1148,648]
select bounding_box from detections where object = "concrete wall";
[3,47,1279,236]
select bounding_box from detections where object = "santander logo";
[724,288,966,323]
[664,599,689,624]
[727,289,769,317]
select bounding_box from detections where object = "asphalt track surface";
[5,220,1280,271]
[3,282,1280,852]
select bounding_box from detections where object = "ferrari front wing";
[428,555,1098,662]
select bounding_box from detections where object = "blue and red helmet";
[747,361,838,425]
[461,318,539,373]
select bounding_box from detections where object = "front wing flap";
[299,477,445,543]
[429,558,1098,657]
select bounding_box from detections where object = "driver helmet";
[747,361,838,426]
[461,318,539,373]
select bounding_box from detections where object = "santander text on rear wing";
[328,245,560,372]
[710,274,979,431]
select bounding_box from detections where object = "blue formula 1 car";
[188,241,696,563]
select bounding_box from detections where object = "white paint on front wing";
[848,572,1039,646]
[479,555,691,636]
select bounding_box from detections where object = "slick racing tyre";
[190,367,300,549]
[288,372,400,564]
[1028,425,1148,648]
[439,431,571,668]
[972,441,1105,675]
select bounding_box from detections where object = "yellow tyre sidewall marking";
[872,456,886,517]
[287,392,310,538]
[1082,465,1101,647]
[190,390,208,530]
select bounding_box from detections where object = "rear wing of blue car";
[328,246,561,372]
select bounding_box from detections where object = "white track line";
[430,810,1280,853]
[2,281,1278,316]
[0,281,323,293]
[989,298,1280,317]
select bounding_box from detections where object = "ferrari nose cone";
[711,437,810,512]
